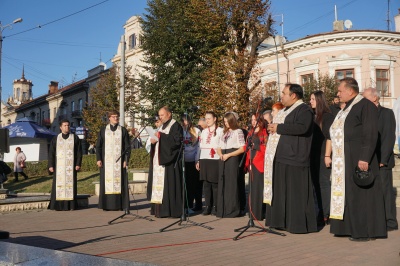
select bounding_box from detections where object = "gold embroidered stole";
[104,124,122,194]
[330,94,363,220]
[55,134,75,200]
[263,100,304,205]
[151,119,176,204]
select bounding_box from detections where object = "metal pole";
[119,35,125,126]
[273,36,281,101]
[0,27,3,128]
[0,18,23,129]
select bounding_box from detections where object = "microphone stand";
[109,126,154,224]
[160,110,213,232]
[233,111,285,240]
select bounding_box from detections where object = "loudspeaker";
[0,128,10,153]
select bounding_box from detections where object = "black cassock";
[48,133,82,211]
[265,103,317,234]
[329,98,387,238]
[96,124,131,211]
[148,119,183,218]
[377,105,398,230]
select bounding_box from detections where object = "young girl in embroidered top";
[196,111,223,215]
[216,112,245,218]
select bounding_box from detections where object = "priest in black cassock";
[363,87,398,231]
[327,78,387,241]
[148,106,183,218]
[48,119,82,211]
[264,83,317,234]
[96,110,131,211]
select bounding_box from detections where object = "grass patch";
[3,171,100,195]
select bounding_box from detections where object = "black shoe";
[211,206,217,216]
[348,237,370,242]
[387,227,398,231]
[202,206,212,215]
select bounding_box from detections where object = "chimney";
[395,9,400,32]
[333,20,344,31]
[48,81,59,94]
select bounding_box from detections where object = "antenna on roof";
[387,0,391,31]
[334,5,338,21]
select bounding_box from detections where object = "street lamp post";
[0,18,23,128]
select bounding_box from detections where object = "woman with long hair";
[216,112,245,218]
[196,111,223,215]
[244,113,268,220]
[310,90,335,225]
[181,114,202,211]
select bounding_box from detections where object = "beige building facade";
[258,29,400,108]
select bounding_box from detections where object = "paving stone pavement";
[1,194,399,266]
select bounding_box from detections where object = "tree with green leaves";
[82,67,137,144]
[189,0,274,125]
[137,0,274,125]
[138,0,214,118]
[302,72,338,104]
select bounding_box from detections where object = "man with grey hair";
[363,87,398,231]
[263,110,272,124]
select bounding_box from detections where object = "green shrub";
[4,148,150,178]
[129,148,150,169]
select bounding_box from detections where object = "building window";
[376,69,389,97]
[129,34,136,50]
[42,110,46,119]
[71,101,75,112]
[78,98,83,110]
[22,92,27,101]
[301,73,314,85]
[335,69,354,82]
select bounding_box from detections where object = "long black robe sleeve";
[277,105,314,136]
[158,122,183,166]
[378,106,396,166]
[359,100,378,163]
[48,136,57,169]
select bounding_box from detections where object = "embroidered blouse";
[218,129,245,150]
[196,126,223,161]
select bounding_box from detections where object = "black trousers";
[380,168,398,229]
[203,181,218,208]
[14,171,28,181]
[185,161,203,209]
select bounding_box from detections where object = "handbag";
[20,161,26,168]
[353,166,374,187]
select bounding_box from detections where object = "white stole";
[263,100,304,204]
[104,124,122,194]
[330,94,363,220]
[151,119,176,204]
[55,134,75,200]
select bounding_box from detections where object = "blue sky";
[0,0,397,99]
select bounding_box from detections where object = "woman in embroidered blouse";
[244,113,268,221]
[216,112,245,218]
[310,91,335,226]
[196,111,223,215]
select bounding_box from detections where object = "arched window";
[129,34,136,50]
[16,88,20,100]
